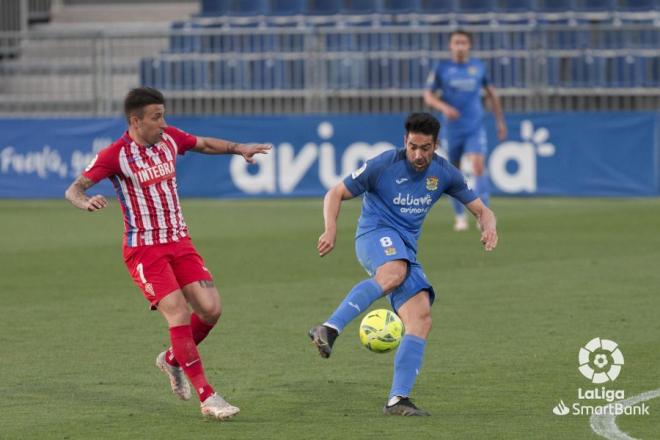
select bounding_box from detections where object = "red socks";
[169,324,214,402]
[166,313,215,367]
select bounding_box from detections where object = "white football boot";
[156,351,192,401]
[200,393,240,420]
[453,215,469,232]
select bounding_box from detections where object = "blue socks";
[474,174,490,207]
[389,334,427,399]
[451,196,465,216]
[452,173,490,217]
[325,279,383,333]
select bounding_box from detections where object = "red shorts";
[123,237,213,309]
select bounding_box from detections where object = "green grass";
[0,197,659,439]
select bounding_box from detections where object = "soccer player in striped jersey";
[65,87,270,420]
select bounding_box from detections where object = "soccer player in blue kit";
[424,30,507,231]
[308,113,498,416]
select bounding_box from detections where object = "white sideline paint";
[590,388,660,440]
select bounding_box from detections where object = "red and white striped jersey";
[83,126,197,247]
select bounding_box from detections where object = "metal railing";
[0,23,658,116]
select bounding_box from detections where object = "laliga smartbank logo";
[552,338,650,417]
[578,337,624,384]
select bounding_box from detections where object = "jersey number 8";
[379,237,393,247]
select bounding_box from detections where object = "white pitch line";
[590,388,660,440]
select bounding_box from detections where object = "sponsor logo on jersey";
[392,193,433,206]
[136,160,175,186]
[468,66,478,76]
[426,176,438,191]
[384,247,397,256]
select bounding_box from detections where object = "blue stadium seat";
[169,21,202,53]
[381,0,422,14]
[536,0,577,23]
[341,0,382,14]
[456,0,496,24]
[325,57,368,89]
[617,0,658,11]
[201,0,230,16]
[612,55,646,87]
[420,0,458,13]
[141,58,209,91]
[616,0,659,23]
[486,56,523,88]
[535,0,576,12]
[140,58,162,89]
[270,0,307,15]
[574,0,616,23]
[308,0,342,15]
[575,0,616,12]
[494,0,535,24]
[367,58,425,89]
[458,0,496,13]
[496,0,533,12]
[227,0,269,16]
[199,22,228,53]
[277,59,306,89]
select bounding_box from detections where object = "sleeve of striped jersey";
[166,126,198,155]
[445,162,478,205]
[82,145,121,183]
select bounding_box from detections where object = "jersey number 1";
[136,263,148,284]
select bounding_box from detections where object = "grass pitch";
[0,197,659,439]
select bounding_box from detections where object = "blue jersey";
[426,59,490,134]
[343,149,477,252]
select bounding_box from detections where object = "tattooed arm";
[64,175,109,212]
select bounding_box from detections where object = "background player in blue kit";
[308,113,498,416]
[423,30,507,232]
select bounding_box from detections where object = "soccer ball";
[359,309,404,353]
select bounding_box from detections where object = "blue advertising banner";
[0,113,658,198]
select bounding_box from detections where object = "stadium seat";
[494,0,535,24]
[484,56,515,88]
[341,0,383,14]
[496,0,533,12]
[201,0,231,16]
[456,0,497,24]
[169,21,202,53]
[325,57,368,89]
[420,0,457,13]
[270,0,307,15]
[227,0,269,16]
[457,0,496,13]
[617,0,658,12]
[198,22,227,53]
[616,0,659,23]
[381,0,422,14]
[536,0,577,23]
[308,0,342,15]
[574,0,616,23]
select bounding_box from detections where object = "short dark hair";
[450,29,472,44]
[405,112,441,142]
[124,87,165,122]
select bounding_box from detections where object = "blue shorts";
[446,126,487,165]
[355,227,435,313]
